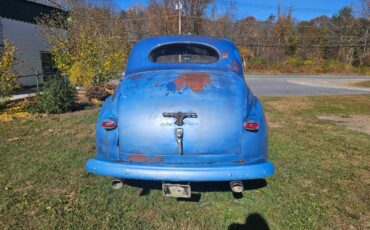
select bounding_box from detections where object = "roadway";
[245,75,370,96]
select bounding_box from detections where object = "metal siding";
[0,17,3,46]
[1,17,47,86]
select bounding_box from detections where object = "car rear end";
[86,36,274,197]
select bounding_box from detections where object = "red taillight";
[102,119,117,130]
[244,120,259,131]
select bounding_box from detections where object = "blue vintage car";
[86,35,274,197]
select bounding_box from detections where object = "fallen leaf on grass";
[7,137,21,142]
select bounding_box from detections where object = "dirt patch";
[265,98,314,114]
[348,80,370,88]
[317,114,370,135]
[288,79,370,92]
[264,112,282,128]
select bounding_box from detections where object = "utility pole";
[175,0,183,35]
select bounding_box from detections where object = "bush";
[0,39,18,102]
[359,53,370,67]
[31,77,76,114]
[302,59,315,67]
[37,7,127,87]
[249,57,266,66]
[321,60,347,73]
[104,83,117,95]
[285,57,304,67]
[85,86,108,101]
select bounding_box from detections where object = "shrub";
[249,57,266,66]
[0,39,18,103]
[285,57,303,67]
[68,61,95,87]
[85,86,108,101]
[37,7,127,87]
[104,83,117,95]
[302,59,315,67]
[322,60,347,73]
[359,53,370,67]
[31,77,76,114]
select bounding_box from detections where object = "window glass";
[149,43,219,63]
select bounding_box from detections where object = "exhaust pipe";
[230,181,244,193]
[111,179,124,190]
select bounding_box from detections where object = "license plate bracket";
[162,183,191,198]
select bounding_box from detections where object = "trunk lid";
[117,70,246,157]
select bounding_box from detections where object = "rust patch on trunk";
[174,72,212,92]
[126,155,163,163]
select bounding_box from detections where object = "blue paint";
[166,81,176,92]
[125,35,244,77]
[86,35,274,183]
[86,156,275,182]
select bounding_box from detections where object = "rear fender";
[241,96,268,162]
[96,92,120,161]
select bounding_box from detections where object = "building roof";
[0,0,66,24]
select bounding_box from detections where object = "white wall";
[1,17,48,86]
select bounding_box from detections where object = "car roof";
[137,35,234,46]
[125,35,243,77]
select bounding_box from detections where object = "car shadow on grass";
[228,213,270,230]
[124,179,267,202]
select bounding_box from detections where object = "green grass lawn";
[1,95,369,229]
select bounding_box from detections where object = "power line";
[125,39,368,48]
[226,35,364,39]
[185,15,361,29]
[122,15,177,22]
[235,43,368,48]
[216,0,358,13]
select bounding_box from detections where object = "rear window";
[149,43,219,63]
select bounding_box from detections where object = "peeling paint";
[228,60,240,73]
[222,51,229,59]
[174,72,212,92]
[126,155,163,163]
[128,74,142,80]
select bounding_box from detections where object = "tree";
[0,39,18,102]
[331,7,358,66]
[182,0,213,34]
[37,6,128,87]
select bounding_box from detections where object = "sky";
[112,0,359,21]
